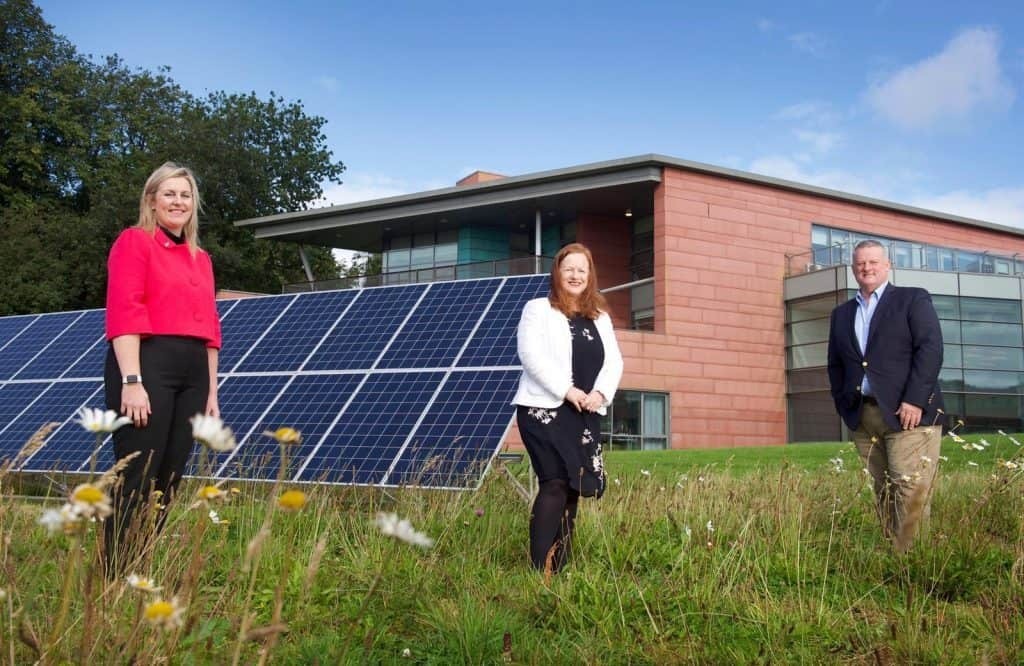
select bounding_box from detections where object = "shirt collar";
[855,281,889,306]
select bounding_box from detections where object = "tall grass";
[0,433,1021,664]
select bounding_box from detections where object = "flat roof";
[235,153,1024,242]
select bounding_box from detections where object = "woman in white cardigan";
[512,243,623,573]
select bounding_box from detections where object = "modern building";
[237,155,1024,448]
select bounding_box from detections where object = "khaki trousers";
[852,402,941,551]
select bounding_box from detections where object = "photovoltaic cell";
[63,335,109,379]
[235,290,357,372]
[386,370,520,488]
[13,310,105,380]
[0,312,82,380]
[216,295,296,372]
[0,314,38,350]
[303,284,427,371]
[189,374,292,476]
[377,280,501,369]
[298,372,444,484]
[2,381,99,470]
[458,275,548,367]
[217,373,363,480]
[19,384,106,473]
[0,382,51,463]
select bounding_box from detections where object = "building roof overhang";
[235,153,1024,250]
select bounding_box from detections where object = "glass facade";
[600,390,669,450]
[785,287,1024,440]
[811,224,1022,275]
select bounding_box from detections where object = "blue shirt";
[854,281,888,397]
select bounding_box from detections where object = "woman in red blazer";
[103,162,221,574]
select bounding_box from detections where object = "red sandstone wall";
[576,213,633,329]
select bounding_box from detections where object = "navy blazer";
[827,285,944,432]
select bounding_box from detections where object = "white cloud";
[793,129,841,154]
[775,101,840,126]
[865,27,1014,130]
[748,156,875,197]
[319,174,420,206]
[788,32,827,57]
[912,187,1024,228]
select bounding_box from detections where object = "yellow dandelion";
[265,427,302,445]
[277,490,307,512]
[196,485,227,502]
[144,597,184,629]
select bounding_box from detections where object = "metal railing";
[283,255,555,293]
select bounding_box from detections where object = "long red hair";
[548,243,608,319]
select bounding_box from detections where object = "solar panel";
[0,274,551,489]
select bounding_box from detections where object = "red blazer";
[105,227,222,349]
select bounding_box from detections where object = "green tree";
[0,0,346,315]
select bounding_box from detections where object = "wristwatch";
[122,374,143,385]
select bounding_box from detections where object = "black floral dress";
[516,315,606,497]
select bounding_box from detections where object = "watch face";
[124,375,141,384]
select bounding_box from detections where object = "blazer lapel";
[865,286,895,352]
[840,300,860,356]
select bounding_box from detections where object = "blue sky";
[36,1,1024,228]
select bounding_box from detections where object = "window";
[600,390,669,450]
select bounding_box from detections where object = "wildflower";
[264,427,302,445]
[75,407,131,434]
[640,469,651,477]
[70,483,113,519]
[967,461,979,467]
[374,512,435,548]
[706,520,714,533]
[938,455,949,462]
[277,490,307,512]
[979,438,991,448]
[613,478,621,486]
[920,455,932,466]
[402,648,412,658]
[949,432,966,443]
[474,508,484,517]
[126,574,161,593]
[195,485,227,503]
[829,457,844,473]
[683,526,692,539]
[1000,460,1020,470]
[143,597,184,630]
[190,414,236,452]
[38,504,83,535]
[208,509,228,525]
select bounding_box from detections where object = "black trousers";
[103,336,209,571]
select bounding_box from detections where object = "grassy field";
[1,431,1021,664]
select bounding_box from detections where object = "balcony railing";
[786,242,1023,278]
[283,255,555,293]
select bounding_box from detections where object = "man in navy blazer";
[827,240,944,551]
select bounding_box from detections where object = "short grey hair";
[853,239,888,258]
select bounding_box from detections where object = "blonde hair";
[548,243,608,319]
[136,162,202,255]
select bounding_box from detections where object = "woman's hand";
[205,393,220,418]
[121,383,151,427]
[581,390,606,412]
[564,387,588,412]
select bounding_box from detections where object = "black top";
[569,315,604,393]
[158,225,186,245]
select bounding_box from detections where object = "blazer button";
[861,361,868,367]
[855,386,861,392]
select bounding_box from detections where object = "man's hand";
[895,402,923,430]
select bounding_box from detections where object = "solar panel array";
[0,275,548,489]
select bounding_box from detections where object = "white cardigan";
[511,297,624,415]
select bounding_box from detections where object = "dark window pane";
[788,295,838,323]
[961,297,1021,323]
[788,368,830,393]
[961,321,1022,346]
[943,344,962,368]
[932,295,960,319]
[957,251,981,272]
[642,437,667,450]
[788,342,827,369]
[939,320,961,344]
[788,392,841,442]
[963,346,1024,371]
[787,318,830,345]
[964,370,1024,394]
[612,392,641,437]
[939,367,964,392]
[965,394,1022,419]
